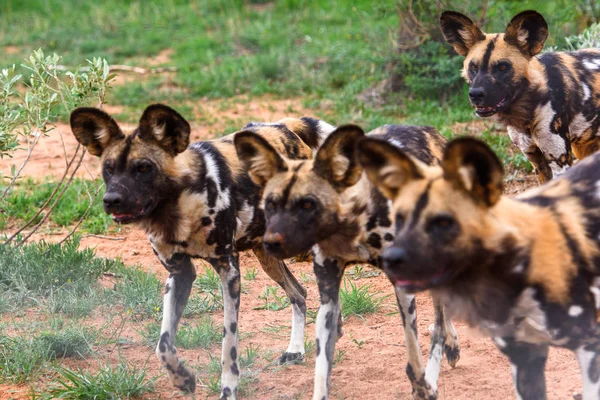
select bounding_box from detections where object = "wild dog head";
[440,10,548,117]
[70,104,189,223]
[359,136,504,292]
[234,125,364,259]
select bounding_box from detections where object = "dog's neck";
[495,57,547,132]
[317,174,389,261]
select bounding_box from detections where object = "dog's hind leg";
[209,254,242,400]
[155,254,197,392]
[494,337,548,400]
[253,246,307,364]
[395,287,437,400]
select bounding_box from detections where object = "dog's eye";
[497,63,511,72]
[137,164,152,174]
[469,63,478,72]
[266,199,277,210]
[300,199,316,211]
[104,164,114,175]
[428,215,457,236]
[395,214,405,231]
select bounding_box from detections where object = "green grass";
[109,264,163,320]
[177,317,222,349]
[254,286,290,311]
[0,178,113,234]
[42,361,155,399]
[339,279,387,318]
[0,237,114,310]
[0,325,96,383]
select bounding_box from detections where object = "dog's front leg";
[494,336,548,400]
[575,334,600,400]
[156,253,197,392]
[394,287,436,400]
[210,253,241,400]
[312,252,344,400]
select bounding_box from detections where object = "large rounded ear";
[504,10,548,56]
[313,125,365,191]
[442,137,504,207]
[440,11,485,56]
[70,107,124,157]
[138,104,191,156]
[234,130,287,187]
[357,138,424,199]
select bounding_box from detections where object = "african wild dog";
[234,124,460,400]
[359,136,600,399]
[69,104,335,399]
[440,10,600,184]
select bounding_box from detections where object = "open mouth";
[475,97,509,117]
[391,269,450,292]
[110,202,153,224]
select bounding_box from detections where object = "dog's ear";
[440,11,486,56]
[70,107,125,157]
[504,10,548,56]
[234,130,287,187]
[442,137,504,207]
[357,138,425,199]
[138,104,191,156]
[313,125,365,191]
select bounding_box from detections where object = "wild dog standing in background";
[70,104,335,399]
[360,136,600,399]
[235,124,460,400]
[441,10,600,183]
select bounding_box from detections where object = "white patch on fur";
[591,277,600,309]
[512,262,525,274]
[331,154,350,182]
[583,58,600,70]
[235,201,254,241]
[202,150,230,211]
[548,161,569,178]
[582,83,592,102]
[285,302,306,355]
[510,364,524,400]
[316,120,336,147]
[570,113,594,138]
[314,300,338,400]
[493,337,507,348]
[458,165,475,191]
[389,139,405,149]
[480,288,552,344]
[517,29,529,47]
[568,305,584,317]
[153,123,166,141]
[576,346,600,399]
[507,127,535,152]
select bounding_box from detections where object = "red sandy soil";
[0,108,582,400]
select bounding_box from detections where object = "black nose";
[382,246,407,266]
[103,192,123,208]
[263,232,283,254]
[469,87,485,104]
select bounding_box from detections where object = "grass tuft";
[42,360,155,399]
[339,279,387,318]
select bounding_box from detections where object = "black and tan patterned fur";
[69,104,335,399]
[235,124,459,400]
[360,136,600,400]
[441,10,600,183]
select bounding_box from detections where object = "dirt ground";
[0,109,583,399]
